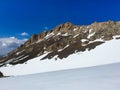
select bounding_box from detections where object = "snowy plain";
[0,39,120,76]
[0,62,120,90]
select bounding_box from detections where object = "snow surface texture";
[0,63,120,90]
[0,39,120,76]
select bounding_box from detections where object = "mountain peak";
[0,21,120,67]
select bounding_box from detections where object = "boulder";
[0,71,4,78]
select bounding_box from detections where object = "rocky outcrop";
[0,72,4,78]
[0,21,120,66]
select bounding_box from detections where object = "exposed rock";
[0,21,120,66]
[0,72,4,78]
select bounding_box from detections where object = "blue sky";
[0,0,120,55]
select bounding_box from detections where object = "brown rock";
[0,21,120,66]
[0,71,4,78]
[30,34,38,43]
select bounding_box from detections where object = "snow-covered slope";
[0,39,120,76]
[0,62,120,90]
[0,21,120,76]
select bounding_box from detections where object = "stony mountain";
[0,21,120,76]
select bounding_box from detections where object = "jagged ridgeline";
[0,21,120,66]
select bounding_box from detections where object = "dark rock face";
[0,72,4,78]
[0,21,120,66]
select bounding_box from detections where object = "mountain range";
[0,20,120,76]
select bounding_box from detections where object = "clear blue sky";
[0,0,120,38]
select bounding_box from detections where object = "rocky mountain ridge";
[0,21,120,66]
